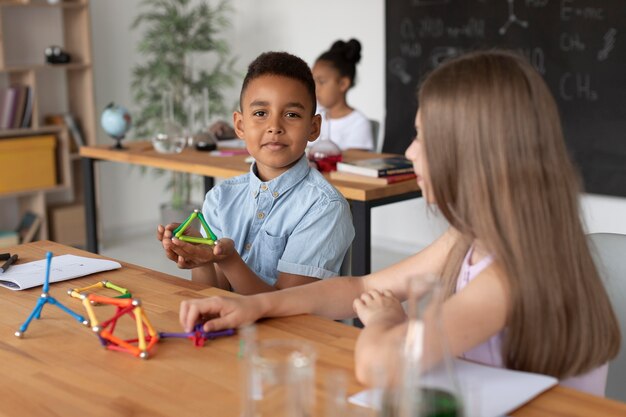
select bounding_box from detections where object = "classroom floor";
[100,231,409,281]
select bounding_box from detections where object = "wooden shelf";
[0,125,62,137]
[0,184,66,199]
[0,0,94,245]
[0,62,91,72]
[0,1,87,9]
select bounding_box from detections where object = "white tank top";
[455,245,609,397]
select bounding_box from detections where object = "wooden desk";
[80,141,422,275]
[2,242,626,417]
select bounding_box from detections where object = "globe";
[101,102,132,149]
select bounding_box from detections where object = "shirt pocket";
[257,230,288,280]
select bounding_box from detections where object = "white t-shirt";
[312,108,374,151]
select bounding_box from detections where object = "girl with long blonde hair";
[177,50,620,395]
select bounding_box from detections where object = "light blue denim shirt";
[201,154,354,287]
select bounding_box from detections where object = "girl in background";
[312,38,374,151]
[180,50,620,396]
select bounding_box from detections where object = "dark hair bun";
[329,38,362,64]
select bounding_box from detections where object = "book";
[20,87,33,128]
[330,170,416,185]
[63,113,86,148]
[0,89,6,128]
[10,85,28,129]
[0,231,19,249]
[0,86,17,129]
[0,254,121,291]
[336,156,414,177]
[15,211,42,244]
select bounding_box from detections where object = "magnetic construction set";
[14,212,232,359]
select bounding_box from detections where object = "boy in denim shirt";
[157,52,354,294]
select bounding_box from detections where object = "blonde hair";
[420,50,620,378]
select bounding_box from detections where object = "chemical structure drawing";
[499,0,528,35]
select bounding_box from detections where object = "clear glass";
[240,325,258,417]
[382,275,463,417]
[244,339,317,417]
[325,369,348,417]
[152,91,187,154]
[188,87,218,151]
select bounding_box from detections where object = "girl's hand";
[179,295,263,332]
[353,290,407,327]
[168,238,236,269]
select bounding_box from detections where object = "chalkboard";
[384,0,626,197]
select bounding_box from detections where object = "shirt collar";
[248,154,310,199]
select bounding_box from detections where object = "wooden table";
[2,241,626,417]
[80,141,422,275]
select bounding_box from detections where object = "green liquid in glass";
[382,387,461,417]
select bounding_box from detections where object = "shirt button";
[257,212,265,219]
[260,184,268,191]
[272,191,279,198]
[245,243,252,251]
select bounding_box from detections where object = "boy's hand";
[353,290,406,327]
[168,238,236,269]
[179,295,263,332]
[157,223,184,263]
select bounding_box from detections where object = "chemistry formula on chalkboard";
[385,0,625,197]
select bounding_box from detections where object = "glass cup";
[152,131,186,154]
[245,339,316,417]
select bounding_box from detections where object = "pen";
[0,253,18,273]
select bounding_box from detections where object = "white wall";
[90,0,626,255]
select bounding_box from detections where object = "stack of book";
[330,157,416,185]
[0,85,33,130]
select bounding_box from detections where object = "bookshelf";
[0,0,95,246]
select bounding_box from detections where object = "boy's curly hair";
[240,51,317,114]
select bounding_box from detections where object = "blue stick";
[43,251,52,294]
[18,299,46,333]
[47,297,87,324]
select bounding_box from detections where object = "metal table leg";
[82,157,99,254]
[204,176,214,194]
[350,200,371,276]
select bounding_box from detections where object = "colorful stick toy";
[159,324,235,347]
[173,209,218,245]
[15,252,89,338]
[67,280,132,302]
[83,294,159,359]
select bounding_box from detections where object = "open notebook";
[0,254,121,290]
[348,358,558,417]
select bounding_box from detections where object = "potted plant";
[130,0,237,223]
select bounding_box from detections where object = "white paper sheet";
[348,358,557,417]
[0,254,122,291]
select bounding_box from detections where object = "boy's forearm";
[254,275,367,320]
[217,253,276,295]
[191,264,223,288]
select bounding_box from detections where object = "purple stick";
[203,328,236,339]
[159,332,192,339]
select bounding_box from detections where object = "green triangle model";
[173,209,218,245]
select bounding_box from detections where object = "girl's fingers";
[180,301,200,332]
